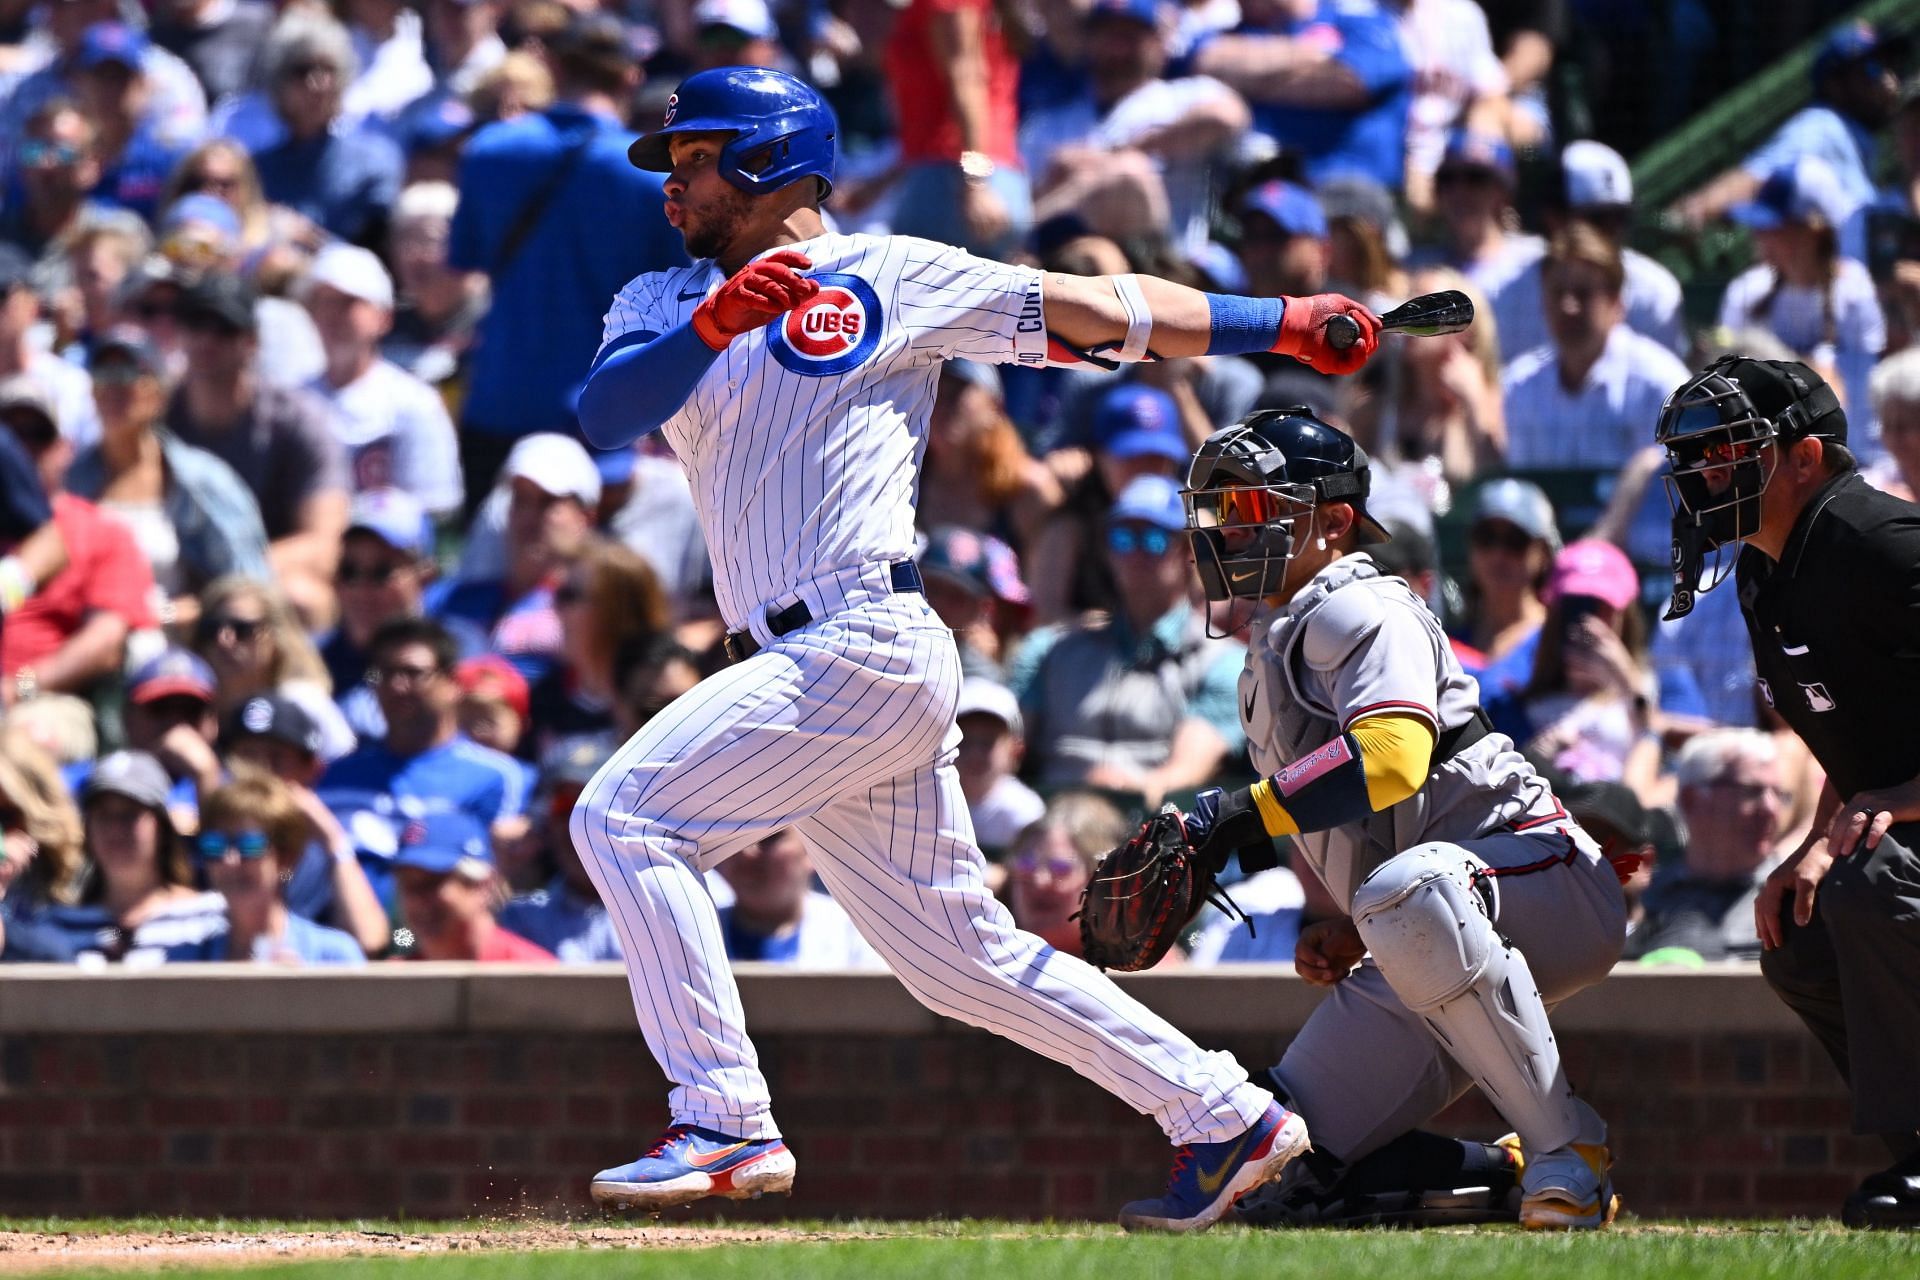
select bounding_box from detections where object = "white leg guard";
[1351,844,1582,1155]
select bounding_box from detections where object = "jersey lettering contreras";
[597,232,1048,630]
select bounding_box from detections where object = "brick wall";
[0,967,1884,1221]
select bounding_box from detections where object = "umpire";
[1658,356,1920,1228]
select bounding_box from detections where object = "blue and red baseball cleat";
[590,1125,797,1211]
[1119,1101,1312,1232]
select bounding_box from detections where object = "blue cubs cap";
[346,487,432,559]
[1111,474,1187,532]
[919,524,993,596]
[1095,384,1186,464]
[1087,0,1161,28]
[1813,20,1897,86]
[1439,129,1516,186]
[161,193,243,242]
[129,648,216,705]
[400,95,476,154]
[392,810,494,877]
[76,22,148,71]
[1241,181,1328,239]
[592,444,638,485]
[1730,155,1854,232]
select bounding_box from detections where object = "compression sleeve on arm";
[577,321,723,449]
[1246,713,1436,836]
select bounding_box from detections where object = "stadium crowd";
[0,0,1907,970]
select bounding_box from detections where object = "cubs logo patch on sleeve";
[766,272,882,376]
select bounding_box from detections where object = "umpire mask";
[1655,356,1845,619]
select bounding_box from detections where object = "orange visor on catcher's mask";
[1188,482,1315,530]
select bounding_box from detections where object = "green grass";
[6,1221,1920,1280]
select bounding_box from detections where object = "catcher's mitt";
[1076,805,1218,972]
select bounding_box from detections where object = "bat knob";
[1325,313,1361,350]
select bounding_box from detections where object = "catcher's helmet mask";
[1184,409,1389,630]
[629,66,838,199]
[1655,356,1843,619]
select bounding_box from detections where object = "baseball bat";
[1326,289,1476,350]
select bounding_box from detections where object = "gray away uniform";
[1243,555,1627,1163]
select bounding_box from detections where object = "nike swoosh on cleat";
[685,1141,753,1169]
[1194,1126,1260,1196]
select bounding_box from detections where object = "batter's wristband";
[1204,294,1287,356]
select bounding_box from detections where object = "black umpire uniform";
[1660,355,1920,1228]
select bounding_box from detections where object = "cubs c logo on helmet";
[662,92,678,126]
[767,272,882,376]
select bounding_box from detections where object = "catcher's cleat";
[1235,1130,1523,1228]
[1120,1102,1311,1233]
[1519,1141,1618,1230]
[590,1125,796,1211]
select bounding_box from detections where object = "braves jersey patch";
[766,272,882,376]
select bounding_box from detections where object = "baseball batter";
[567,66,1385,1232]
[1165,408,1629,1229]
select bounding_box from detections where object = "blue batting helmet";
[628,67,837,198]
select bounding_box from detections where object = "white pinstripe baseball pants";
[570,590,1269,1145]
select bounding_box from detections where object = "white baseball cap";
[502,432,601,508]
[306,243,395,311]
[956,677,1022,736]
[1562,140,1632,210]
[693,0,777,39]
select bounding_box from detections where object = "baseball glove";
[1076,805,1218,972]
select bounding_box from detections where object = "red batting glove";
[1271,293,1381,376]
[690,249,820,350]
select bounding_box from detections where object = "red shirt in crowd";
[885,0,1021,165]
[3,494,156,677]
[475,925,558,964]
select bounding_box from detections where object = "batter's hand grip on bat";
[1327,313,1364,350]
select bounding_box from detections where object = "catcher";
[1080,407,1628,1230]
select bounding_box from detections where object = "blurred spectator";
[437,433,595,683]
[149,0,275,107]
[168,273,349,624]
[158,139,325,296]
[1386,0,1508,210]
[920,360,1061,551]
[1500,223,1690,470]
[320,617,529,837]
[1676,19,1899,261]
[1720,156,1886,451]
[881,0,1029,256]
[66,325,272,626]
[1236,179,1331,302]
[1451,477,1557,690]
[497,733,622,959]
[116,648,221,810]
[689,0,786,73]
[715,828,880,966]
[301,242,463,516]
[0,374,154,699]
[1487,539,1659,793]
[1650,546,1760,733]
[192,575,353,760]
[382,181,485,397]
[1420,129,1537,364]
[0,244,99,449]
[0,0,207,165]
[609,633,702,741]
[1351,265,1502,484]
[1627,729,1787,962]
[529,538,667,756]
[417,0,507,102]
[4,695,97,771]
[465,48,554,125]
[1193,0,1412,190]
[2,98,113,259]
[199,769,365,965]
[920,524,1016,681]
[448,11,683,513]
[323,488,436,739]
[1479,0,1558,145]
[955,676,1043,862]
[220,690,389,956]
[1320,174,1410,310]
[339,0,434,130]
[600,443,711,610]
[1023,0,1249,250]
[67,23,190,225]
[455,654,530,757]
[62,750,225,963]
[1029,381,1188,623]
[0,730,87,959]
[249,12,405,246]
[1494,141,1688,360]
[1004,790,1130,957]
[395,93,476,187]
[392,808,555,961]
[1013,475,1242,803]
[1866,349,1920,501]
[1563,779,1657,950]
[56,221,149,363]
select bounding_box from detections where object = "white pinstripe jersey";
[598,232,1049,629]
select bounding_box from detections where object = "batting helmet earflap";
[628,67,838,198]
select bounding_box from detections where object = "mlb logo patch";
[767,272,882,376]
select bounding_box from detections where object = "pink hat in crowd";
[1547,539,1638,612]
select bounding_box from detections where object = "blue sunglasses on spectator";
[196,830,272,862]
[1108,526,1175,557]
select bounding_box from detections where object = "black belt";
[723,561,925,664]
[1435,706,1494,763]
